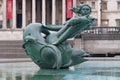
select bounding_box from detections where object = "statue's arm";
[43,25,63,31]
[66,17,83,26]
[42,29,50,36]
[43,17,81,31]
[84,18,95,30]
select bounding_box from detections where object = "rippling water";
[0,61,120,80]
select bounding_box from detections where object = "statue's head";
[80,4,91,16]
[72,4,92,16]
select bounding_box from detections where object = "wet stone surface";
[0,61,120,80]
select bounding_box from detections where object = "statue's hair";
[76,4,92,14]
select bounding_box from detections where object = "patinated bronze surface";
[23,4,94,69]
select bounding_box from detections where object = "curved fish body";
[23,23,62,69]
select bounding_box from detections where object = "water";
[0,61,120,80]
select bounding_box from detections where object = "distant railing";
[75,27,120,40]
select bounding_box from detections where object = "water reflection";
[1,61,120,80]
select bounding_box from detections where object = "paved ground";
[0,58,32,63]
[85,57,120,61]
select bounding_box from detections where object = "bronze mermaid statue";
[22,4,94,69]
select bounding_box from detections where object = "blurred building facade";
[0,0,120,40]
[76,0,120,27]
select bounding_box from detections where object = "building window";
[116,19,120,27]
[76,0,86,4]
[80,2,85,4]
[92,2,95,9]
[0,1,3,29]
[117,2,120,10]
[17,0,22,11]
[102,20,109,27]
[101,1,107,10]
[0,21,2,28]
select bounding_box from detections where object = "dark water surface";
[0,61,120,80]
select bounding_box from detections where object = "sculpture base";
[0,61,120,80]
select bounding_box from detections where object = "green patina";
[22,4,94,69]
